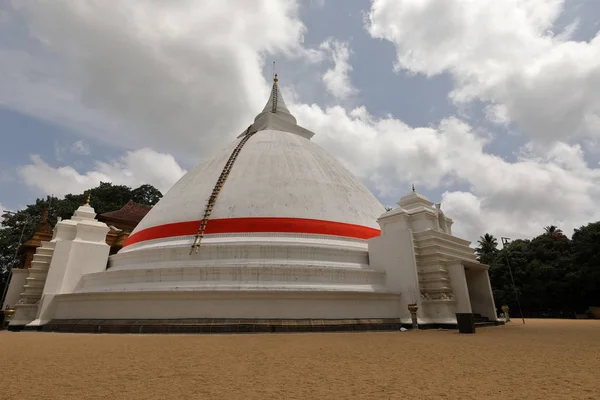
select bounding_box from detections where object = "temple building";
[5,76,498,332]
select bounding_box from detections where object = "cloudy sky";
[1,0,599,244]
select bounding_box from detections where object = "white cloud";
[367,0,600,143]
[17,148,186,197]
[320,39,357,100]
[53,140,90,162]
[70,140,90,156]
[2,0,316,160]
[294,103,600,242]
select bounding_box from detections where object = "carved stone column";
[407,303,419,330]
[501,305,510,322]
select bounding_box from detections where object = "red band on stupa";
[123,217,381,247]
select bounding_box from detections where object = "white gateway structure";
[8,76,498,333]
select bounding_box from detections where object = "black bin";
[456,313,476,334]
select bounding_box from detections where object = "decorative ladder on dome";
[190,127,256,254]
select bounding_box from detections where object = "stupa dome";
[116,75,385,264]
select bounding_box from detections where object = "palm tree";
[476,233,498,261]
[543,225,563,236]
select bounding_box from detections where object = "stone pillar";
[501,305,510,322]
[407,303,419,329]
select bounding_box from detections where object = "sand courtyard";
[1,319,598,399]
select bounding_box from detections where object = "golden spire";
[85,193,91,205]
[273,73,278,86]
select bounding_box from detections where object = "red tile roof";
[99,200,152,223]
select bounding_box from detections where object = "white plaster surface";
[54,290,401,320]
[465,263,498,320]
[35,204,110,324]
[132,130,385,235]
[446,262,471,313]
[368,215,420,324]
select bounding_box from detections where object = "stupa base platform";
[8,324,45,332]
[40,318,504,333]
[7,325,25,332]
[43,318,405,334]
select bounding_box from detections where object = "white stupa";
[7,76,498,332]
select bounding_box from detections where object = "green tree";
[543,225,564,237]
[475,233,498,264]
[488,238,530,312]
[571,222,600,310]
[523,231,573,313]
[131,184,163,206]
[486,223,599,318]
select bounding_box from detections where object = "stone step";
[23,284,43,292]
[27,269,48,282]
[421,286,453,294]
[40,241,55,249]
[419,277,450,284]
[24,278,45,287]
[33,253,53,262]
[30,261,50,269]
[413,238,476,257]
[412,230,471,245]
[418,267,449,274]
[474,321,496,328]
[29,268,49,277]
[36,247,55,256]
[414,242,478,260]
[19,292,42,299]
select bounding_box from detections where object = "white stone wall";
[446,262,471,313]
[34,205,110,325]
[368,213,420,324]
[53,290,402,320]
[464,265,497,320]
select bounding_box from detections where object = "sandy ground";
[1,319,598,400]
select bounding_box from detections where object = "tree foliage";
[0,182,162,296]
[487,223,600,317]
[571,222,600,309]
[475,233,498,265]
